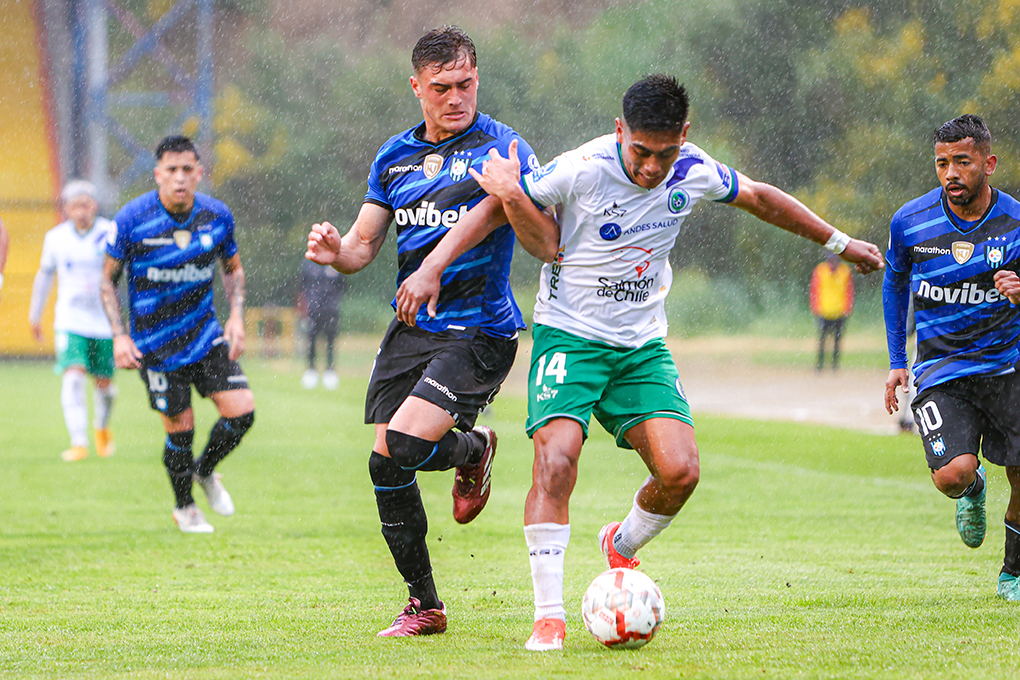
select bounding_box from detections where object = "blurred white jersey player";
[29,180,117,461]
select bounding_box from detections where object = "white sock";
[524,523,570,622]
[93,383,117,430]
[60,371,89,448]
[615,494,678,559]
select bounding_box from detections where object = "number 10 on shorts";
[535,352,567,385]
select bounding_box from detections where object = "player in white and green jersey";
[469,74,886,651]
[28,180,117,462]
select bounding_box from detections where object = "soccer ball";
[581,567,665,649]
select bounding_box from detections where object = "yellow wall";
[0,0,61,355]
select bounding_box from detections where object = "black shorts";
[365,318,518,431]
[912,370,1020,470]
[139,343,250,417]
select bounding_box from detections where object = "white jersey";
[36,218,115,338]
[524,134,738,347]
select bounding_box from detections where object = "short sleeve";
[107,213,129,261]
[522,153,577,210]
[364,155,391,209]
[219,208,239,260]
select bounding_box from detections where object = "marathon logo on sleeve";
[393,201,468,228]
[146,263,216,283]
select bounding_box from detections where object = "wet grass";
[1,357,1018,679]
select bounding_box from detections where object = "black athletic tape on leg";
[369,452,433,586]
[164,430,195,508]
[195,411,254,478]
[1004,520,1020,577]
[385,429,479,472]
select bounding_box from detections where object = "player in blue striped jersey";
[884,115,1020,601]
[305,27,557,637]
[101,136,255,534]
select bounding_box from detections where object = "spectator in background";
[0,216,9,303]
[810,254,855,371]
[298,258,346,390]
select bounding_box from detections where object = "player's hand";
[305,222,342,267]
[395,266,441,327]
[884,368,910,415]
[469,139,524,202]
[840,239,885,275]
[994,269,1020,305]
[224,313,246,361]
[30,322,44,344]
[113,333,143,370]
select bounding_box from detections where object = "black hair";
[411,26,476,73]
[155,135,200,161]
[933,114,991,151]
[622,74,689,134]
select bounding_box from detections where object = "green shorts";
[54,331,114,378]
[526,324,692,448]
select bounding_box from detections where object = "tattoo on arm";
[222,263,245,315]
[101,259,127,336]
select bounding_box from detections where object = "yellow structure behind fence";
[0,0,61,356]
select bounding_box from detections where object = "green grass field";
[1,355,1018,679]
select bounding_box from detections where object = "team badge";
[450,157,468,182]
[173,230,192,249]
[422,153,443,180]
[527,154,540,174]
[200,233,213,250]
[985,245,1005,268]
[952,241,974,264]
[931,436,947,457]
[533,159,557,182]
[668,187,690,214]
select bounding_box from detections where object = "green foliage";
[2,358,1020,678]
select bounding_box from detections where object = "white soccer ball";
[581,567,665,649]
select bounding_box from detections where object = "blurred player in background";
[884,114,1020,601]
[29,181,117,462]
[305,26,555,637]
[470,74,884,650]
[102,135,255,534]
[809,253,855,371]
[297,258,346,390]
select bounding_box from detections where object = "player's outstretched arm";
[101,255,143,369]
[221,253,246,361]
[729,172,884,274]
[469,139,560,263]
[305,203,392,275]
[395,195,506,326]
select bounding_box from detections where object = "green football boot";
[955,464,986,549]
[997,572,1020,602]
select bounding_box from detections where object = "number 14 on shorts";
[535,352,568,385]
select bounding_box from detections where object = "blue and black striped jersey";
[108,191,238,372]
[365,112,538,338]
[884,187,1020,391]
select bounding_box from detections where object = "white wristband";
[824,229,851,254]
[0,272,4,290]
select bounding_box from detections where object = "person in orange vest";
[810,254,855,371]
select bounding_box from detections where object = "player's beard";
[945,179,985,208]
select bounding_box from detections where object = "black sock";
[195,411,254,478]
[1003,520,1020,577]
[963,469,986,499]
[164,431,195,508]
[369,452,441,610]
[385,429,484,472]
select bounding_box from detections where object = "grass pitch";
[1,354,1018,679]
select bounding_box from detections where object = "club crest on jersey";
[668,187,690,214]
[952,241,974,264]
[985,245,1005,268]
[173,230,192,249]
[449,157,469,183]
[422,154,443,180]
[200,233,214,250]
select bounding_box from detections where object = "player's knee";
[226,410,255,438]
[369,451,416,489]
[931,454,977,496]
[655,451,700,496]
[385,430,439,471]
[533,446,579,493]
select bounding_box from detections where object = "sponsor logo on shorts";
[146,263,215,283]
[536,384,559,402]
[393,201,468,228]
[423,376,457,402]
[156,397,167,411]
[916,280,1004,305]
[597,276,655,302]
